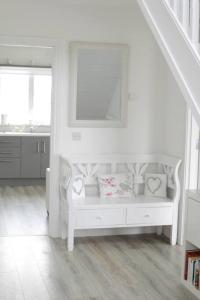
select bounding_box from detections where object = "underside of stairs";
[137,0,200,125]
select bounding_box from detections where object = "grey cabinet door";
[0,137,21,148]
[0,147,20,158]
[0,158,20,178]
[21,137,41,178]
[40,137,50,178]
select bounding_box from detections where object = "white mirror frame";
[69,42,129,128]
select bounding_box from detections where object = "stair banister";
[137,0,200,127]
[164,0,200,52]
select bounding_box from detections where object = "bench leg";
[61,200,67,239]
[170,223,177,246]
[67,210,74,251]
[156,226,162,236]
[60,187,68,239]
[68,229,74,251]
[170,207,178,246]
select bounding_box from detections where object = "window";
[0,66,52,126]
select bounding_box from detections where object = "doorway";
[0,40,54,236]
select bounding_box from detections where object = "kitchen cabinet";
[0,135,50,179]
[40,137,50,178]
[0,137,21,178]
[0,136,20,148]
[21,136,50,178]
[0,158,20,178]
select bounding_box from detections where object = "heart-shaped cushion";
[72,176,85,198]
[146,177,162,194]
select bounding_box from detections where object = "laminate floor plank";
[0,185,48,236]
[0,185,197,299]
[0,235,197,300]
[0,271,25,300]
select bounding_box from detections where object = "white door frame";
[180,105,200,244]
[0,35,63,237]
[179,105,191,244]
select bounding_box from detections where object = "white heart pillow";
[72,175,85,199]
[144,173,167,198]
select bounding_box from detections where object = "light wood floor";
[0,186,197,299]
[0,185,48,236]
[0,235,197,300]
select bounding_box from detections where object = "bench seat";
[72,195,173,209]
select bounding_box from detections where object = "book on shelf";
[194,260,200,288]
[184,249,200,290]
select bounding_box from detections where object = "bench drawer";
[0,158,20,178]
[127,206,173,226]
[75,208,126,228]
[0,137,20,148]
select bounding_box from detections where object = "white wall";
[165,71,186,243]
[58,7,163,156]
[163,70,186,158]
[0,0,186,238]
[156,52,186,243]
[63,39,161,155]
[0,45,52,66]
[0,0,164,154]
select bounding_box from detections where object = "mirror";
[69,42,129,127]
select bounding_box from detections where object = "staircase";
[164,0,200,54]
[137,0,200,125]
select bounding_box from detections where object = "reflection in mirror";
[76,48,122,121]
[70,42,129,127]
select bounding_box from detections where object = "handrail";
[164,0,200,55]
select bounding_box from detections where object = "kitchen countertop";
[0,132,50,136]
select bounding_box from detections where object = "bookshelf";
[182,191,200,299]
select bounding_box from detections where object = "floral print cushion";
[98,173,133,198]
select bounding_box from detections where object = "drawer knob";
[96,216,103,221]
[144,214,150,218]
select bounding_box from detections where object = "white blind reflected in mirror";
[76,48,122,121]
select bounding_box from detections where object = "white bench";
[59,154,181,251]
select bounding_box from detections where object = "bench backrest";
[59,153,182,203]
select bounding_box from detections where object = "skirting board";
[0,179,46,186]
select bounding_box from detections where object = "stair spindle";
[173,0,179,16]
[183,0,190,34]
[191,0,200,47]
